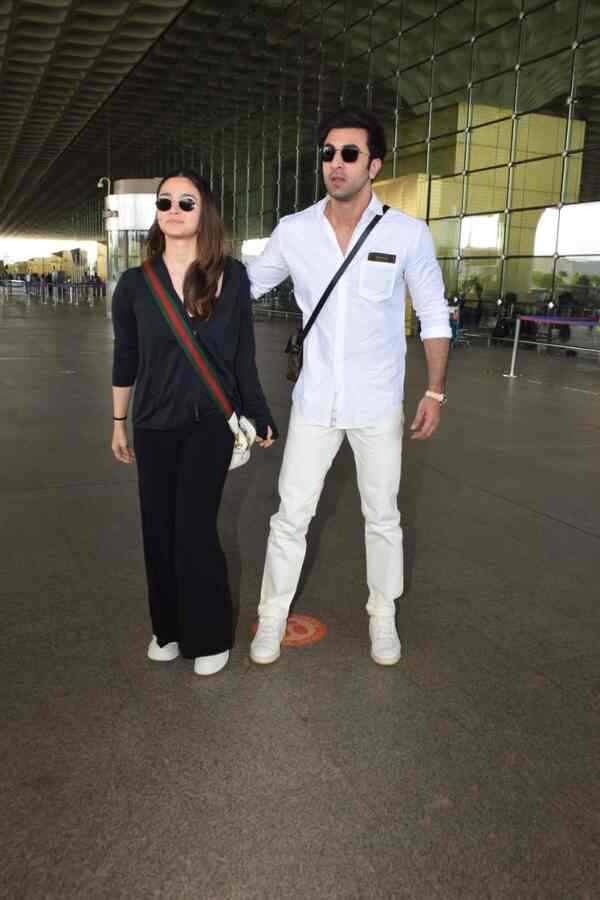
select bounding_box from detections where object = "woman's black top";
[112,256,278,439]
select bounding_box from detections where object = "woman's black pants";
[134,416,234,658]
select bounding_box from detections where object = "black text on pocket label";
[367,252,396,263]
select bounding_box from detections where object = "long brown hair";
[146,169,227,320]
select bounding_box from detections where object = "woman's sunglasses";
[320,144,368,164]
[155,197,197,212]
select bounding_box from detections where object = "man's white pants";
[258,406,404,620]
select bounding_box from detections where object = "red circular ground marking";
[251,613,327,647]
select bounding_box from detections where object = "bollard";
[503,316,521,378]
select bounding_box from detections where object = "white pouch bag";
[227,412,257,470]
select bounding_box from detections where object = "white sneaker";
[147,636,180,662]
[194,650,230,676]
[369,616,402,666]
[250,616,287,665]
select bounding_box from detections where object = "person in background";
[449,296,460,348]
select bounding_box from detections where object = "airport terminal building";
[1,0,599,326]
[2,4,600,899]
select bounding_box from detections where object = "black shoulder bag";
[285,205,389,382]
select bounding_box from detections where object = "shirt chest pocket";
[358,258,397,303]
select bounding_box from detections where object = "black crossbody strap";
[299,204,389,344]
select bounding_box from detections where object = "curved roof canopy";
[1,0,599,237]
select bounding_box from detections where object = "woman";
[111,169,278,676]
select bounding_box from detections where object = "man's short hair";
[318,108,386,162]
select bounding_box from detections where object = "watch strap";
[425,390,447,404]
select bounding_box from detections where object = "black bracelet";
[113,415,127,421]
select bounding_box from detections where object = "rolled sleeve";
[247,224,290,300]
[405,222,451,340]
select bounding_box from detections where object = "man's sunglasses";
[155,197,197,212]
[320,144,368,164]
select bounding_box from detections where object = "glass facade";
[164,0,599,325]
[26,0,600,325]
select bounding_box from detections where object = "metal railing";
[252,284,301,322]
[502,315,600,377]
[0,279,106,304]
[253,305,301,321]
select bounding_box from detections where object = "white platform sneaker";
[194,650,230,676]
[147,636,180,662]
[250,617,287,665]
[369,616,402,666]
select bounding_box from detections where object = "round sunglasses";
[155,197,197,212]
[320,144,369,164]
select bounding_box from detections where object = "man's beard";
[325,173,370,201]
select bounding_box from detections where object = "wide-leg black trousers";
[134,416,235,658]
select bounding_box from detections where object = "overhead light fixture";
[97,176,117,221]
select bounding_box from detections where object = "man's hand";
[410,397,443,440]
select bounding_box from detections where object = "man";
[248,108,450,666]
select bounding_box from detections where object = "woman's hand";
[112,422,135,464]
[256,426,274,449]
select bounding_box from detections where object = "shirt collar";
[369,190,384,214]
[317,189,384,220]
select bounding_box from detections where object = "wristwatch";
[425,390,447,404]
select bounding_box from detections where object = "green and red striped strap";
[142,259,233,418]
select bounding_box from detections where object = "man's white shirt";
[247,192,451,428]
